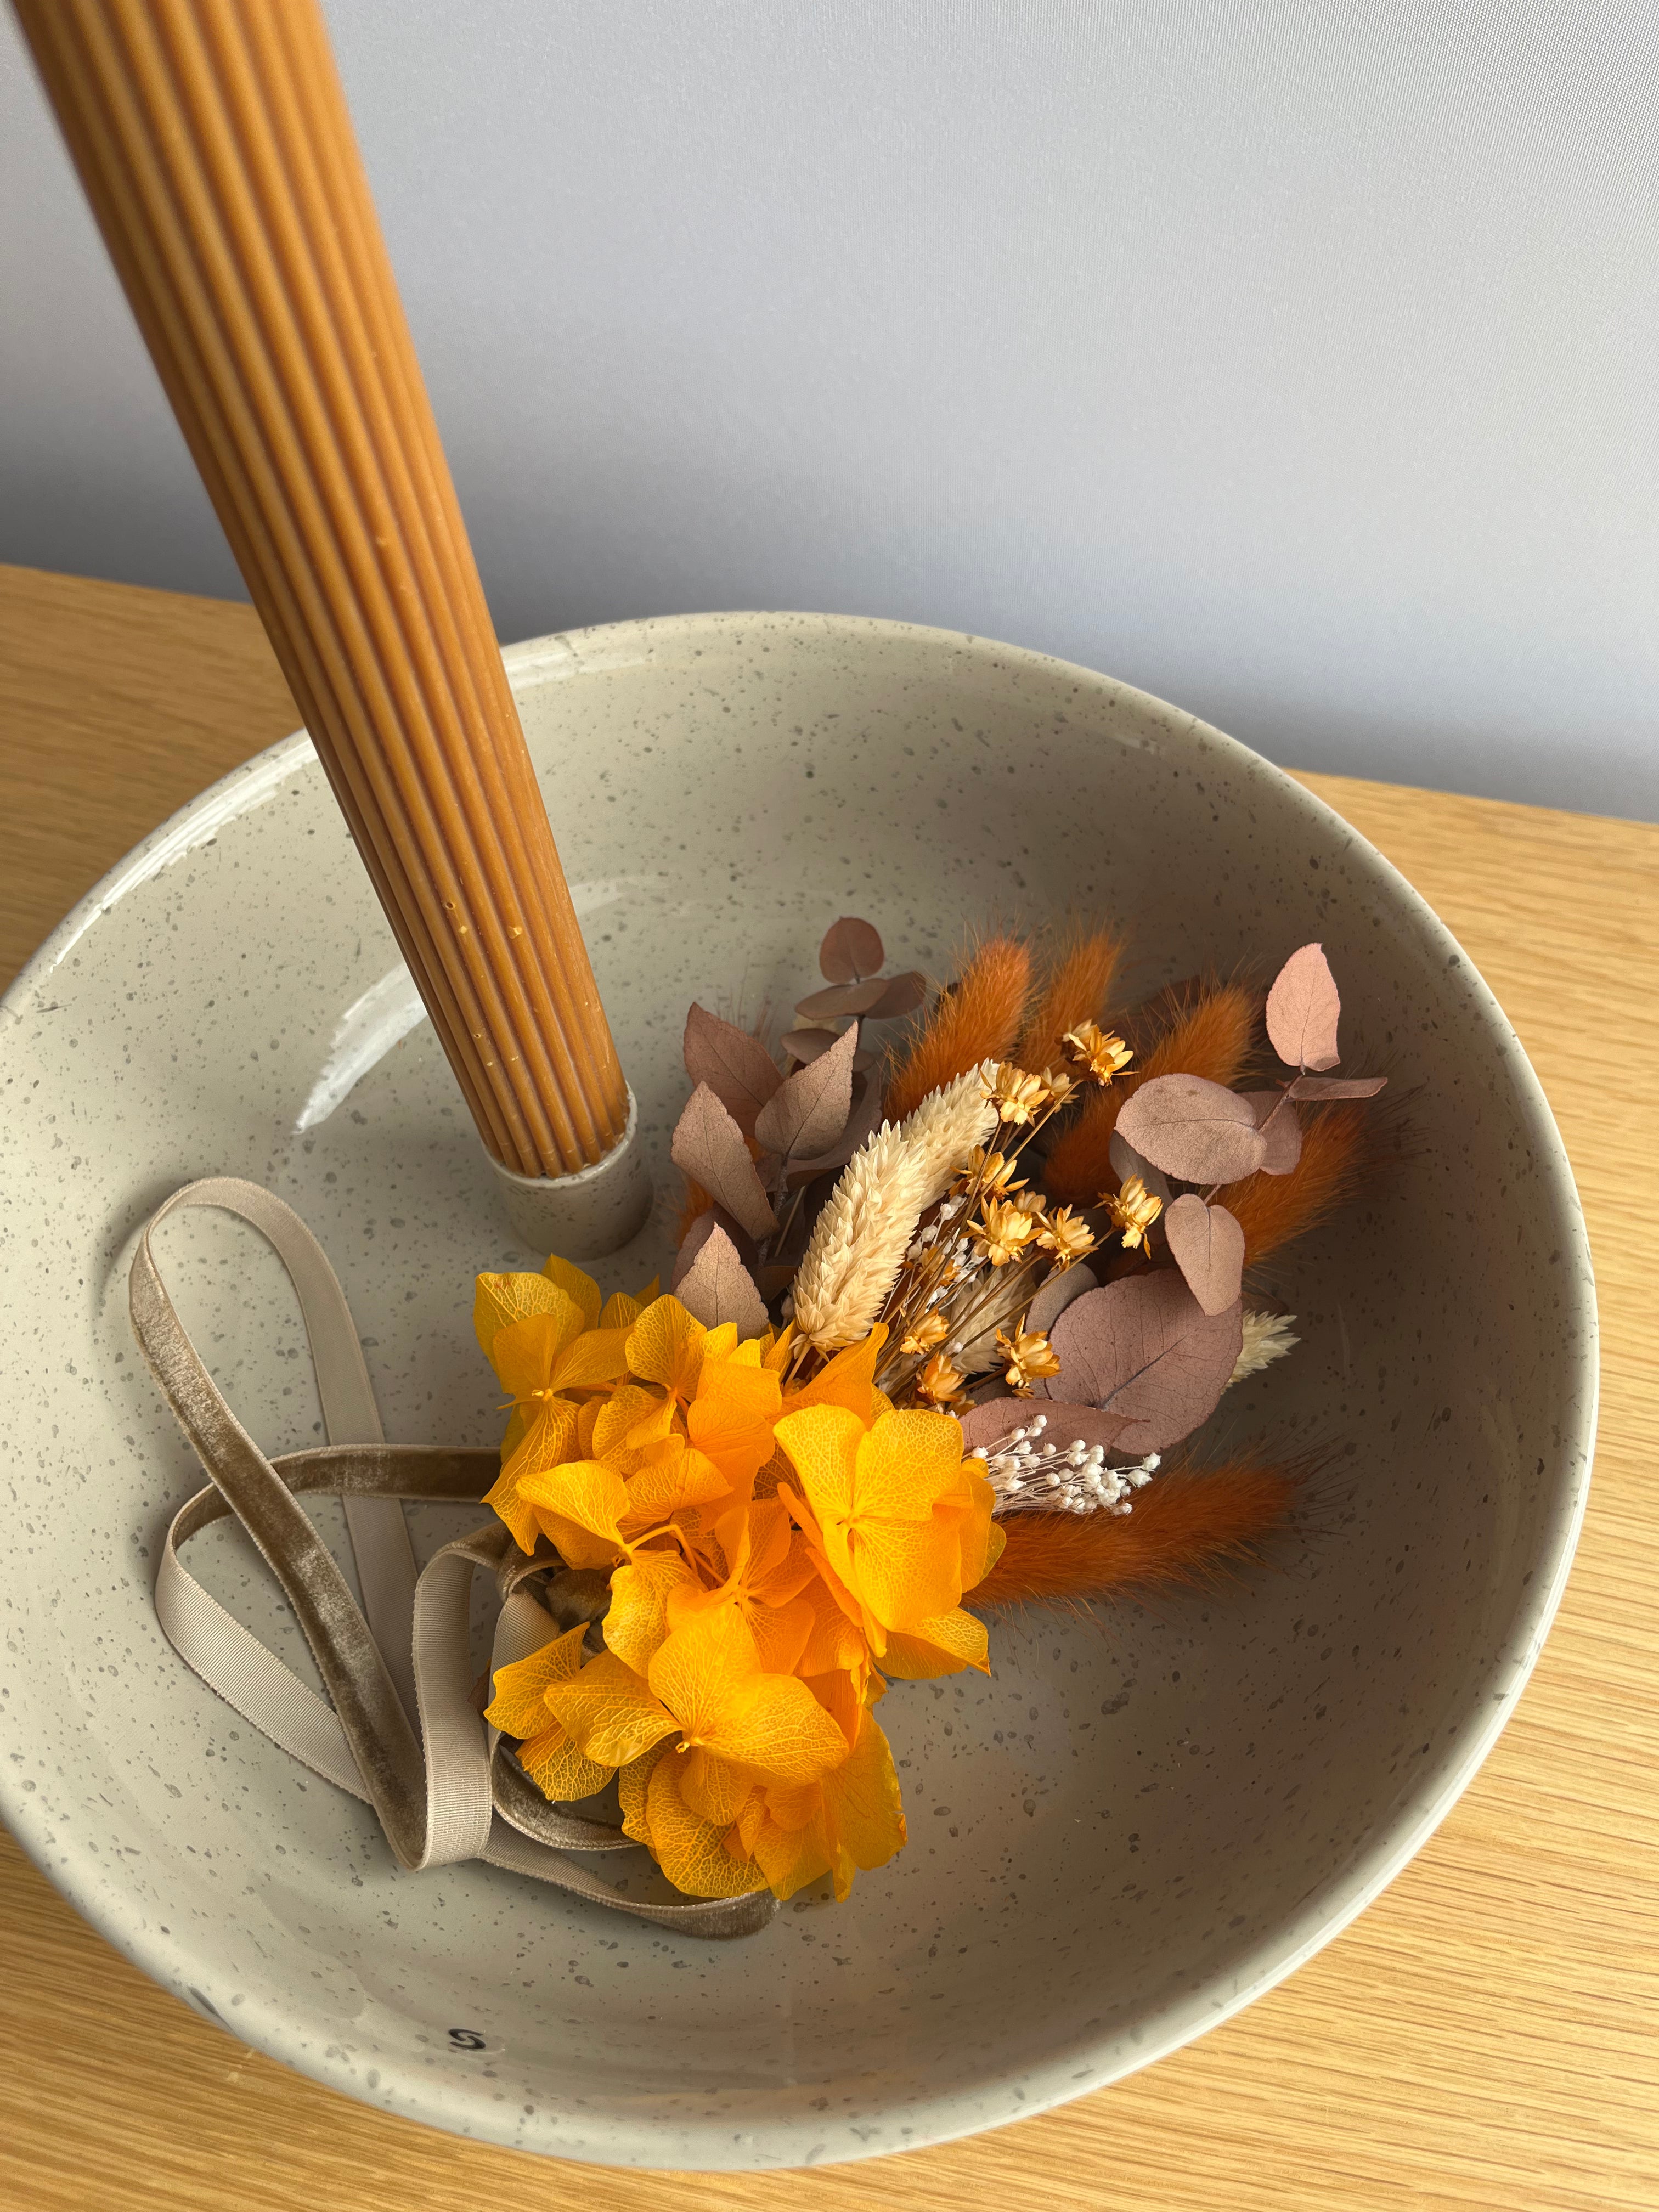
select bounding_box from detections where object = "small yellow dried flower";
[983,1062,1051,1126]
[1065,1022,1133,1083]
[1013,1186,1047,1216]
[1041,1064,1080,1108]
[1037,1205,1096,1265]
[1104,1173,1163,1251]
[970,1197,1041,1267]
[916,1348,970,1406]
[899,1312,950,1358]
[963,1147,1026,1198]
[995,1326,1063,1396]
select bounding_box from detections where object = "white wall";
[3,2,1655,817]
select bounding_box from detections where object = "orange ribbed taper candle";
[15,0,628,1181]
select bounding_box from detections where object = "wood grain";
[1,564,1654,2211]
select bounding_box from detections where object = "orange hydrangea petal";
[751,1806,834,1900]
[746,1505,818,1607]
[702,1672,851,1784]
[483,1620,589,1737]
[604,1548,698,1674]
[879,1606,990,1679]
[516,1458,630,1570]
[623,1440,733,1528]
[484,1458,554,1554]
[783,1325,888,1421]
[642,1750,770,1899]
[746,1591,816,1677]
[618,1740,669,1843]
[645,1601,762,1739]
[687,1358,783,1490]
[774,1403,864,1525]
[550,1325,634,1392]
[543,1649,677,1766]
[795,1575,873,1678]
[677,1746,753,1829]
[516,1723,613,1804]
[503,1393,582,1480]
[853,1408,966,1523]
[488,1300,590,1396]
[819,1710,907,1898]
[540,1254,602,1331]
[592,1384,675,1470]
[733,1784,769,1855]
[847,1511,967,1631]
[600,1280,659,1329]
[473,1272,568,1366]
[803,1665,865,1750]
[626,1296,710,1401]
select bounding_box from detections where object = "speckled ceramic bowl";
[0,613,1594,2169]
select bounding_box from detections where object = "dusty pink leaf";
[1108,1130,1172,1207]
[1020,1404,1133,1453]
[1024,1262,1099,1339]
[1115,1074,1268,1186]
[671,1205,757,1290]
[671,1209,715,1289]
[1241,1090,1303,1176]
[754,1020,857,1160]
[788,1066,887,1182]
[1266,943,1341,1071]
[682,1003,783,1137]
[819,917,885,984]
[864,970,927,1019]
[674,1223,770,1338]
[1163,1196,1246,1317]
[670,1084,777,1241]
[1047,1273,1244,1454]
[795,978,888,1020]
[1286,1073,1387,1101]
[782,1025,842,1064]
[956,1398,1029,1454]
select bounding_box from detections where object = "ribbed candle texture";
[15,0,628,1178]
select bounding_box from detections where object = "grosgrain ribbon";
[130,1177,776,1939]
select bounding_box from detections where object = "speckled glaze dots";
[0,614,1594,2170]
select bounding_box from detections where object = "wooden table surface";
[1,563,1654,2211]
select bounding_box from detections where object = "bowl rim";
[0,608,1598,2168]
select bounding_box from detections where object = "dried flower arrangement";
[476,922,1388,1908]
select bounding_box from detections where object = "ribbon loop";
[132,1177,776,1939]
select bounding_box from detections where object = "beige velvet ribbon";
[130,1177,776,1939]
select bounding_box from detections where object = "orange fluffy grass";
[884,935,1032,1121]
[1045,978,1259,1204]
[1226,1103,1370,1262]
[970,1453,1299,1609]
[1016,926,1126,1075]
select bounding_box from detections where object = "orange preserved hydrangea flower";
[474,1273,1004,1903]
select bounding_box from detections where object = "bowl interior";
[0,612,1594,2168]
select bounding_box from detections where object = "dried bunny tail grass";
[1045,977,1260,1204]
[792,1069,996,1350]
[897,1063,1000,1194]
[1017,926,1126,1075]
[1226,1103,1371,1263]
[1229,1308,1299,1385]
[970,1452,1300,1609]
[885,935,1032,1121]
